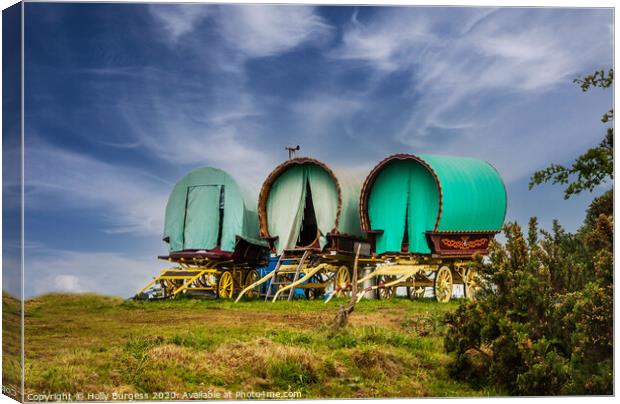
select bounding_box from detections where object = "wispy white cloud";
[290,94,364,134]
[150,4,332,61]
[26,143,169,236]
[149,4,211,40]
[217,5,332,59]
[333,8,436,72]
[142,5,338,189]
[26,248,166,298]
[118,89,276,194]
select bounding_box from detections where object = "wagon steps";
[235,248,320,302]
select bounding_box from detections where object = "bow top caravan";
[257,157,364,255]
[352,153,506,303]
[359,153,507,257]
[163,167,267,261]
[236,157,368,302]
[136,167,269,300]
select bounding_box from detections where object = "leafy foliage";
[584,189,613,228]
[444,212,613,395]
[529,69,613,199]
[574,69,614,92]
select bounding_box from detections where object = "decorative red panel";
[426,232,496,256]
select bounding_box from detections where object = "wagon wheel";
[434,266,453,303]
[334,266,351,297]
[217,271,234,299]
[377,276,395,300]
[406,286,425,300]
[305,274,325,300]
[464,269,480,301]
[159,278,183,298]
[243,270,260,299]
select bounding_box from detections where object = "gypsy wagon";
[235,157,369,302]
[135,167,269,299]
[354,153,506,302]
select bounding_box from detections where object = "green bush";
[444,205,613,395]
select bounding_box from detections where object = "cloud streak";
[149,4,211,40]
[117,82,277,194]
[26,143,169,236]
[26,247,166,298]
[217,5,332,59]
[150,4,332,61]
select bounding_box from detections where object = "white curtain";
[307,166,339,249]
[266,166,307,254]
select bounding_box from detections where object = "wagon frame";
[135,256,262,300]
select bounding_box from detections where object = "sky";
[19,3,613,298]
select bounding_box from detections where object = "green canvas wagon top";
[257,158,364,255]
[359,153,507,256]
[162,167,267,260]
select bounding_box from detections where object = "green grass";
[23,293,499,399]
[3,293,22,400]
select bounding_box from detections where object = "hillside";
[22,294,501,399]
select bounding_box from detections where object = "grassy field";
[3,293,22,400]
[20,294,501,399]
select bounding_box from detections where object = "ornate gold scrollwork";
[440,236,488,250]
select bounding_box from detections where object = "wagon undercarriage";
[135,257,260,300]
[348,257,481,303]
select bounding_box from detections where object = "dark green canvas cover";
[362,154,506,255]
[258,158,363,255]
[163,167,265,253]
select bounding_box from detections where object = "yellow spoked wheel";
[434,266,453,303]
[406,286,425,300]
[334,266,351,297]
[377,276,395,300]
[244,270,260,298]
[464,269,480,301]
[217,271,234,299]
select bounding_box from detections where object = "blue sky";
[22,4,613,298]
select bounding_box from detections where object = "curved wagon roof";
[258,157,364,254]
[360,153,507,234]
[163,167,265,253]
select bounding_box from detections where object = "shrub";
[445,208,613,395]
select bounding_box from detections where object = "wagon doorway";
[297,181,319,248]
[367,159,439,255]
[266,164,338,254]
[183,185,225,250]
